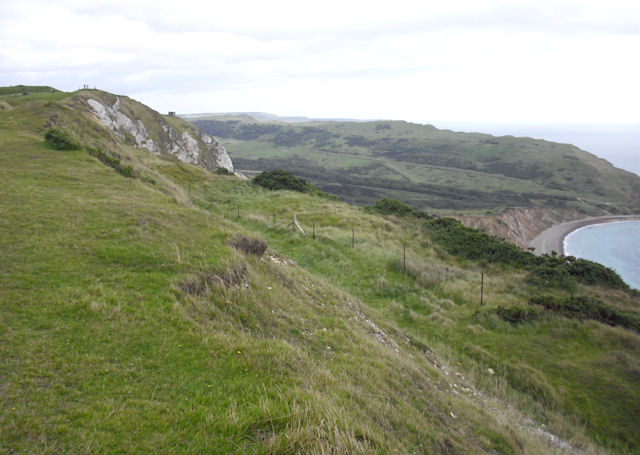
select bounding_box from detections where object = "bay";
[564,220,640,290]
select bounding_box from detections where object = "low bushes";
[369,198,415,217]
[44,128,79,150]
[86,147,134,178]
[253,169,336,199]
[495,306,538,324]
[253,169,313,192]
[423,217,535,267]
[229,235,268,256]
[367,197,432,218]
[422,216,628,289]
[530,295,640,332]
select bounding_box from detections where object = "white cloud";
[0,0,638,122]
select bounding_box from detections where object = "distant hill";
[184,112,374,123]
[192,117,640,218]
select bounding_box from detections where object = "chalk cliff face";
[86,95,233,173]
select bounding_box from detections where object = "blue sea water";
[564,221,640,290]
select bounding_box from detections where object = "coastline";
[528,215,640,256]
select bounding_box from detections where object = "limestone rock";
[86,96,232,173]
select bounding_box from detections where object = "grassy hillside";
[192,117,640,216]
[2,87,640,453]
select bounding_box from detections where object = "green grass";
[2,87,640,453]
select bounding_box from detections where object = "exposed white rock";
[87,97,233,172]
[215,144,233,172]
[173,130,199,164]
[88,98,161,154]
[201,132,233,173]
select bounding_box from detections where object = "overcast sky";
[1,0,639,123]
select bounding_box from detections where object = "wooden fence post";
[480,272,484,305]
[403,244,406,270]
[313,221,315,239]
[352,227,355,248]
[237,204,240,219]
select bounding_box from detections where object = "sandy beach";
[529,215,640,256]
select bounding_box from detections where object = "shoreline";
[528,215,640,256]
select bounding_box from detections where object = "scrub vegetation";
[253,169,336,200]
[2,87,640,454]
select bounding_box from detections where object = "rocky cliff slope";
[43,89,233,174]
[84,91,232,173]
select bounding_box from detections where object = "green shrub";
[566,257,626,287]
[367,198,432,218]
[252,169,336,199]
[369,198,415,216]
[530,295,640,332]
[495,306,538,324]
[423,217,536,267]
[86,147,135,179]
[44,128,79,150]
[253,169,312,192]
[526,262,576,290]
[229,235,267,256]
[215,167,232,175]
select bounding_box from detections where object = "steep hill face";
[192,117,640,220]
[2,87,640,454]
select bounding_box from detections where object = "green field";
[2,87,640,453]
[193,117,640,215]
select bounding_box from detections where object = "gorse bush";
[253,169,336,199]
[526,262,576,290]
[566,257,626,287]
[527,255,626,289]
[44,128,79,150]
[229,235,268,256]
[423,217,535,267]
[369,198,415,216]
[253,169,312,192]
[530,295,640,332]
[495,306,539,324]
[86,147,134,178]
[366,198,432,218]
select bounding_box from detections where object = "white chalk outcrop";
[87,97,233,173]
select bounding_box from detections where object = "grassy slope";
[2,88,640,454]
[192,118,640,216]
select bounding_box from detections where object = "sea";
[564,221,640,290]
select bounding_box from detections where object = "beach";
[529,215,640,255]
